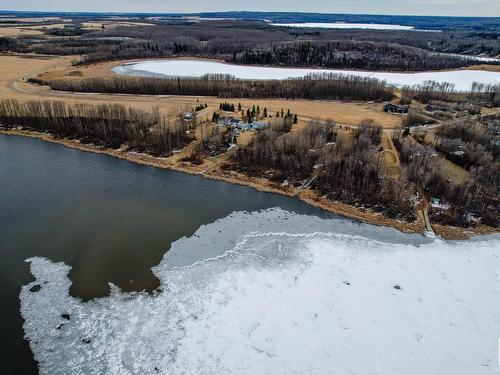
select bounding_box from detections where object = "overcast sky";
[2,0,499,17]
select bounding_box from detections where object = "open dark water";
[0,134,337,374]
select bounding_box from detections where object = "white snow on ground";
[20,209,500,375]
[113,59,500,91]
[270,22,416,30]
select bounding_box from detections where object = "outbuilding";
[383,103,409,114]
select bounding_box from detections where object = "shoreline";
[2,128,497,240]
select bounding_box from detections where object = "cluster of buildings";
[219,117,267,131]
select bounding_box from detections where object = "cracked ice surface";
[20,209,500,374]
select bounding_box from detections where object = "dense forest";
[394,115,499,227]
[2,16,499,71]
[0,100,192,155]
[236,42,481,71]
[42,74,394,101]
[313,122,415,221]
[401,81,500,104]
[231,117,321,180]
[228,112,499,227]
[436,116,499,196]
[229,119,415,221]
[74,22,500,69]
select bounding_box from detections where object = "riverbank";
[3,128,496,240]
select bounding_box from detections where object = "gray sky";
[2,0,499,17]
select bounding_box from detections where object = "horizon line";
[1,9,500,19]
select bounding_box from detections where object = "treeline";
[236,41,486,71]
[0,99,192,156]
[436,116,499,193]
[194,102,207,111]
[314,121,414,220]
[219,102,235,111]
[401,81,500,105]
[232,118,331,179]
[42,74,394,101]
[74,37,498,71]
[0,37,16,51]
[394,130,499,227]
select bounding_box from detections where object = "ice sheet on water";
[112,59,500,91]
[20,208,500,375]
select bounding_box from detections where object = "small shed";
[383,103,409,114]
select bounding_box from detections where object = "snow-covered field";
[269,22,415,30]
[21,209,500,375]
[113,59,500,91]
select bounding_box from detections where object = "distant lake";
[113,59,500,91]
[269,22,416,30]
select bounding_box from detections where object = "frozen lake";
[1,134,333,374]
[5,135,499,375]
[113,59,500,91]
[21,209,500,375]
[270,22,416,30]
